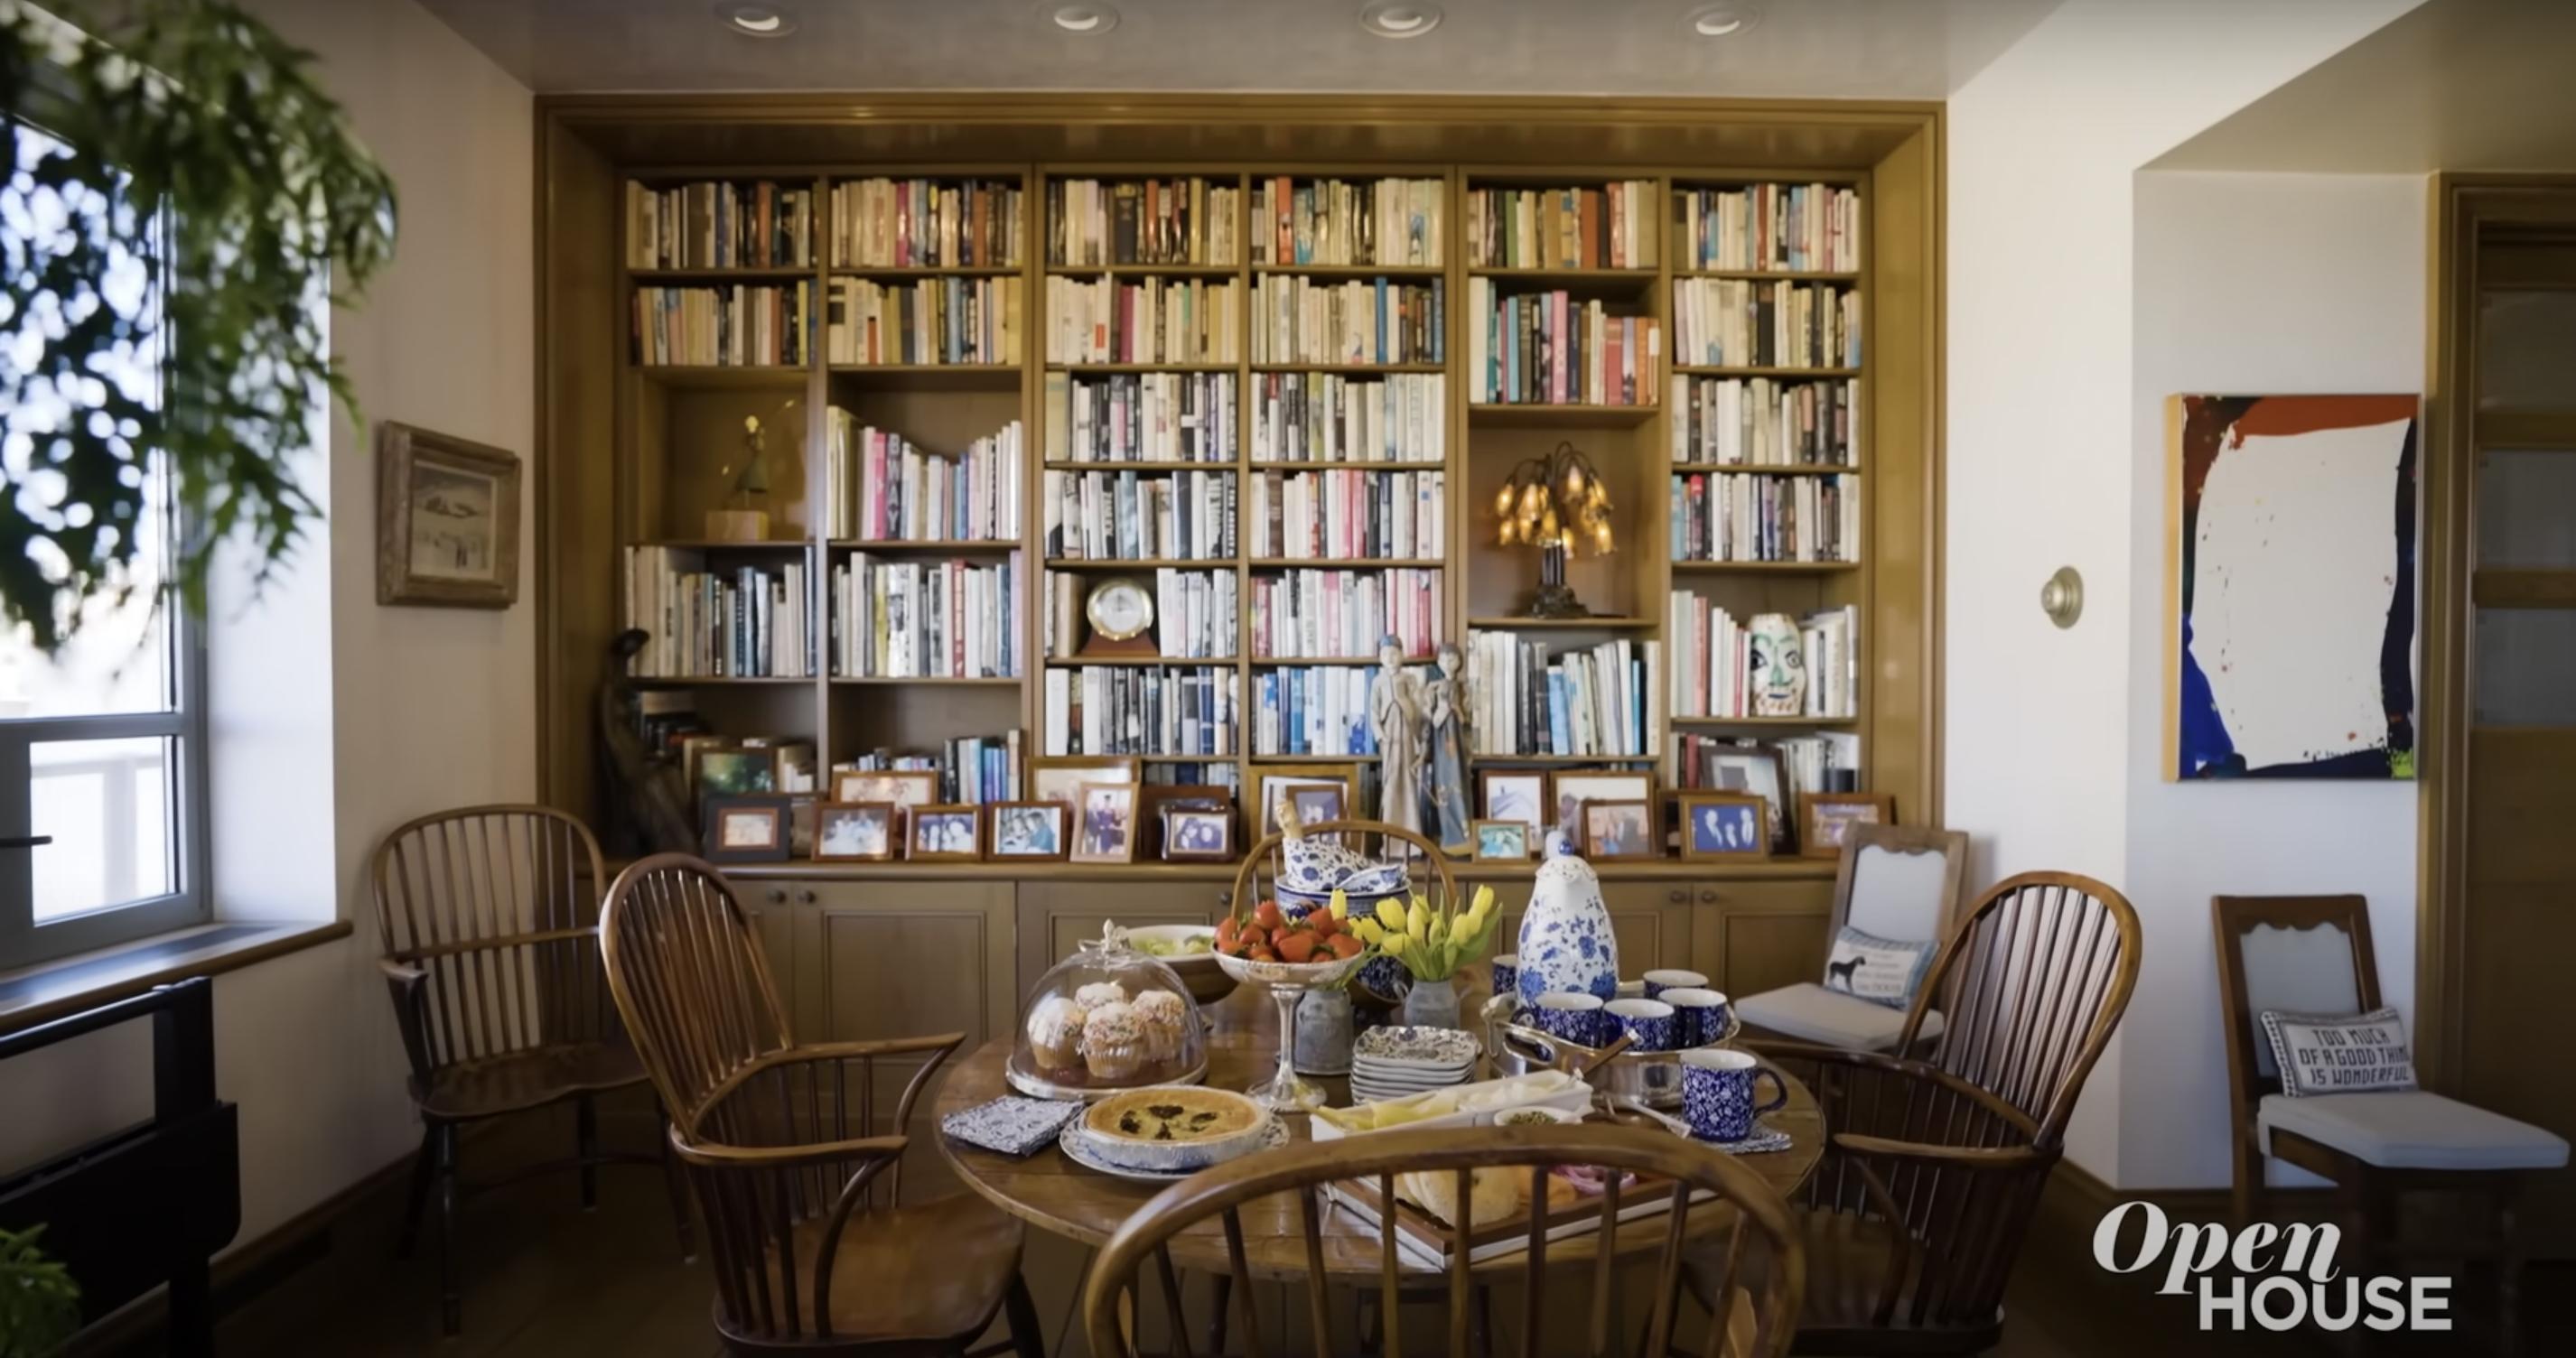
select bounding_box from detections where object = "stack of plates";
[1349,1026,1479,1105]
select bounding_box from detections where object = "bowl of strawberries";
[1213,897,1369,987]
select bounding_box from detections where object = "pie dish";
[1075,1086,1274,1173]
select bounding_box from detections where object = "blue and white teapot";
[1514,832,1619,1010]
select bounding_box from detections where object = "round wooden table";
[932,985,1824,1280]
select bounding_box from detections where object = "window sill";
[0,918,353,1038]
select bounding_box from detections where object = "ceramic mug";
[1641,968,1710,1000]
[1606,997,1678,1052]
[1533,991,1609,1049]
[1490,953,1520,997]
[1658,987,1731,1046]
[1681,1048,1787,1142]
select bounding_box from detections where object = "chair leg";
[2497,1181,2522,1358]
[2230,1135,2260,1232]
[434,1121,462,1336]
[576,1093,600,1210]
[1003,1272,1046,1358]
[1205,1272,1231,1354]
[657,1110,696,1262]
[396,1125,436,1259]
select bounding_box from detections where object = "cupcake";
[1074,981,1129,1010]
[1025,996,1087,1076]
[1131,991,1188,1065]
[1082,1001,1147,1083]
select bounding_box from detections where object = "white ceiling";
[412,0,2062,98]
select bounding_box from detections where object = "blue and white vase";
[1515,833,1619,1009]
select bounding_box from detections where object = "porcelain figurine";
[1514,832,1619,1009]
[1420,642,1473,852]
[1748,612,1807,717]
[1367,635,1428,841]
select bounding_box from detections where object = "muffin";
[1074,981,1129,1010]
[1082,1001,1147,1083]
[1131,990,1189,1065]
[1025,996,1088,1076]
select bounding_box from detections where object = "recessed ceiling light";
[1685,4,1762,39]
[1043,2,1121,35]
[714,3,795,37]
[1358,2,1443,40]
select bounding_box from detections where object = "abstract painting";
[2165,395,2419,780]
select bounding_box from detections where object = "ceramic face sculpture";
[1748,613,1807,717]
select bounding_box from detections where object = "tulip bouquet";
[1346,883,1502,983]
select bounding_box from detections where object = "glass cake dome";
[1006,925,1209,1100]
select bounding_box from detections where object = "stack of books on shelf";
[1047,177,1241,265]
[835,731,1024,805]
[1670,470,1860,563]
[1254,667,1383,757]
[1666,598,1858,719]
[1248,469,1444,560]
[828,553,1022,679]
[631,284,813,367]
[1466,181,1659,269]
[826,415,1024,543]
[1467,284,1657,405]
[1674,183,1862,274]
[825,276,1020,366]
[1250,176,1444,267]
[1045,372,1237,463]
[1670,376,1860,467]
[1672,279,1861,369]
[1465,631,1662,758]
[1041,569,1237,661]
[1045,276,1241,365]
[1252,372,1444,463]
[1248,568,1443,660]
[623,547,814,678]
[1042,468,1237,561]
[625,180,815,270]
[1042,665,1242,758]
[830,178,1024,267]
[1249,276,1444,366]
[1671,732,1862,798]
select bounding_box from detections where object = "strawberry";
[1214,917,1238,950]
[1270,925,1296,951]
[1248,945,1279,963]
[1325,931,1364,959]
[1277,931,1320,963]
[1307,911,1340,937]
[1253,900,1283,932]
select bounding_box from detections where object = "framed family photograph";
[1551,769,1654,842]
[1478,769,1549,835]
[1678,793,1771,860]
[695,745,777,800]
[1250,763,1363,837]
[1137,784,1232,858]
[1071,782,1140,864]
[832,769,939,811]
[1581,799,1658,859]
[1161,808,1233,861]
[704,795,790,863]
[812,802,896,861]
[1029,756,1140,806]
[376,422,521,609]
[1800,793,1894,860]
[1471,819,1532,861]
[1700,747,1795,853]
[907,805,984,861]
[988,801,1069,860]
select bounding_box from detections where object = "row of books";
[1463,632,1663,758]
[1040,568,1239,660]
[622,548,814,678]
[1249,177,1444,267]
[1467,283,1659,406]
[631,284,812,367]
[1671,377,1861,468]
[1248,568,1445,661]
[1045,276,1241,366]
[1670,470,1861,564]
[1041,665,1242,758]
[830,177,1024,268]
[1252,372,1444,464]
[825,276,1019,367]
[825,414,1023,544]
[1672,279,1862,370]
[1253,666,1384,758]
[1466,182,1660,270]
[828,554,1022,679]
[1248,276,1444,366]
[625,180,814,271]
[835,730,1025,805]
[1665,597,1858,720]
[1044,371,1237,464]
[1675,183,1862,274]
[1041,468,1237,561]
[1671,732,1863,800]
[1047,177,1242,266]
[1246,468,1444,562]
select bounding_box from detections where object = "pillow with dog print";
[2258,1007,2417,1099]
[1822,926,1934,1009]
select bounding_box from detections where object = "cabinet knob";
[1699,889,1718,904]
[797,888,817,905]
[766,888,786,905]
[1667,888,1686,905]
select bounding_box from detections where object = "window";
[1,123,207,968]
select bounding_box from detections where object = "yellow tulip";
[1428,916,1448,946]
[1329,888,1349,920]
[1353,918,1384,944]
[1470,885,1496,920]
[1407,902,1430,940]
[1374,898,1407,932]
[1382,933,1413,958]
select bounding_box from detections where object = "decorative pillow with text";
[1822,926,1935,1010]
[2258,1007,2418,1098]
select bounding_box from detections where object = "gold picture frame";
[376,422,521,609]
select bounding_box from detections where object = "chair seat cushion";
[752,1192,1024,1344]
[2259,1090,2571,1171]
[416,1042,648,1120]
[1734,983,1943,1053]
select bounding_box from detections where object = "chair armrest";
[669,1125,910,1173]
[1830,1132,2050,1170]
[377,957,434,1088]
[692,1033,966,1139]
[1750,1038,2040,1144]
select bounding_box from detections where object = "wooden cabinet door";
[1687,879,1834,1000]
[1015,879,1233,1001]
[778,879,1016,1128]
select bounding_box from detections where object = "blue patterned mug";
[1682,1049,1787,1142]
[1489,954,1519,997]
[1641,968,1710,1000]
[1606,998,1678,1052]
[1533,991,1610,1049]
[1658,987,1730,1046]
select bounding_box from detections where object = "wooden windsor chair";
[370,804,692,1336]
[1082,1122,1804,1358]
[599,853,1043,1357]
[1718,871,2141,1354]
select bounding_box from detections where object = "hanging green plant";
[0,1223,79,1357]
[1,0,397,653]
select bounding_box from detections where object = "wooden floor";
[96,1093,2561,1356]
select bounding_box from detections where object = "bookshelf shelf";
[1246,558,1443,569]
[1669,463,1862,477]
[1044,557,1237,570]
[1673,269,1860,283]
[1668,560,1862,574]
[1253,263,1445,279]
[1467,403,1658,428]
[1671,365,1862,378]
[636,538,814,551]
[828,539,1020,553]
[830,676,1023,687]
[1050,362,1239,375]
[1470,266,1657,285]
[1247,362,1446,375]
[1467,616,1655,630]
[827,362,1022,377]
[1246,460,1448,471]
[1256,752,1382,764]
[1470,753,1659,766]
[1044,264,1241,278]
[1046,656,1240,667]
[1249,655,1382,666]
[628,675,815,687]
[631,365,811,391]
[629,267,815,283]
[1670,714,1862,728]
[1041,460,1237,471]
[828,265,1021,277]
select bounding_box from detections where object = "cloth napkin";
[940,1095,1084,1157]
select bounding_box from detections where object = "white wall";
[2121,172,2425,1189]
[1944,0,2423,1180]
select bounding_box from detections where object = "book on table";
[1324,1168,1713,1270]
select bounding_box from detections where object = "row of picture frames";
[1467,765,1890,863]
[704,766,1242,866]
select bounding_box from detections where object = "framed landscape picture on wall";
[376,422,521,609]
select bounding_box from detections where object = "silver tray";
[1004,1054,1209,1102]
[1480,994,1742,1110]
